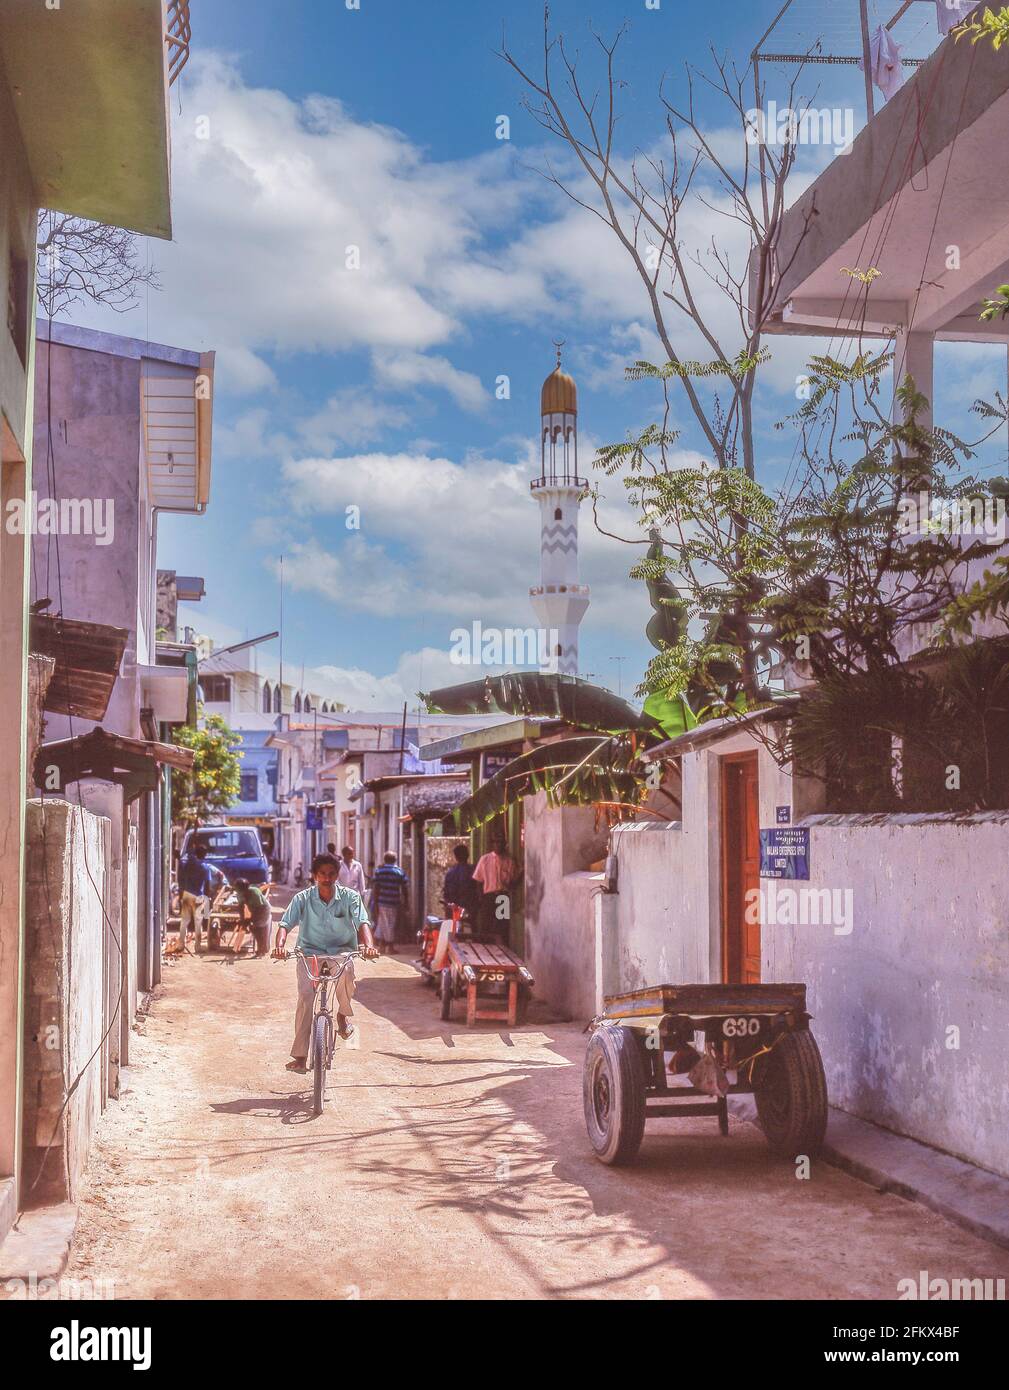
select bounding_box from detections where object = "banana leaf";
[421,671,659,735]
[448,734,645,833]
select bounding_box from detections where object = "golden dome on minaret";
[541,341,577,415]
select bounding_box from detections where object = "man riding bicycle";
[272,852,379,1073]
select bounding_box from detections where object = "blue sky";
[75,0,1005,708]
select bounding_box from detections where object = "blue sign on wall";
[306,807,323,831]
[776,805,791,824]
[759,827,810,880]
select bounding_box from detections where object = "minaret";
[530,343,590,676]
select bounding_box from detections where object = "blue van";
[181,826,270,887]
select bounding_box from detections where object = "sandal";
[285,1057,307,1073]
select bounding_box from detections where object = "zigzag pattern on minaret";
[541,523,576,542]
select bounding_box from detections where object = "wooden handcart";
[439,939,534,1027]
[583,981,828,1165]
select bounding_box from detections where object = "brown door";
[721,754,761,984]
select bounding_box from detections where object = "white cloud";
[315,645,511,710]
[297,390,409,452]
[373,351,488,412]
[215,346,278,395]
[273,442,651,643]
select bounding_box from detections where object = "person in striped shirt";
[370,851,409,955]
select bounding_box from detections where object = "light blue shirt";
[280,884,369,958]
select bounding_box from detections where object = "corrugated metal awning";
[29,613,128,721]
[35,727,194,803]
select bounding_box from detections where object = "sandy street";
[55,921,1009,1303]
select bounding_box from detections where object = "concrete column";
[892,327,934,434]
[0,454,29,1220]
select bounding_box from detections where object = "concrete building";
[0,0,189,1241]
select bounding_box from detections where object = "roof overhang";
[139,662,190,724]
[418,718,556,763]
[0,0,173,238]
[35,726,194,802]
[642,700,800,761]
[754,27,1009,340]
[29,613,127,721]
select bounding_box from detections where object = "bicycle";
[277,948,369,1114]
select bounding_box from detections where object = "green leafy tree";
[171,708,243,827]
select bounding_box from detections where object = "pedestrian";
[273,852,378,1073]
[229,878,273,958]
[443,843,478,920]
[338,844,367,895]
[472,833,520,946]
[370,850,408,955]
[172,843,225,954]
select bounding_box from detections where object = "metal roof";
[30,613,128,721]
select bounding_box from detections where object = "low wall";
[608,821,706,992]
[603,798,1009,1179]
[523,794,608,1020]
[768,812,1009,1180]
[23,799,109,1202]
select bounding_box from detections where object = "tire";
[753,1029,828,1157]
[582,1025,647,1166]
[312,1013,330,1116]
[439,968,453,1022]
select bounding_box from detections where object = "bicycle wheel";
[312,1012,331,1115]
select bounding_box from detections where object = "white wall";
[523,792,609,1020]
[769,811,1009,1179]
[24,800,109,1202]
[596,727,1009,1179]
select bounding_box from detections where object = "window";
[554,507,562,520]
[294,692,302,713]
[273,684,281,714]
[188,829,262,857]
[303,695,312,713]
[262,681,272,713]
[201,675,231,703]
[239,772,258,802]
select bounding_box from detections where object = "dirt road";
[63,939,1009,1300]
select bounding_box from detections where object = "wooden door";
[721,754,761,984]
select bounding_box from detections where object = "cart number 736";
[723,1017,761,1037]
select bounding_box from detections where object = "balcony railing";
[165,0,192,87]
[530,473,589,491]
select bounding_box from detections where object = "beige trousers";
[179,892,206,943]
[292,955,356,1058]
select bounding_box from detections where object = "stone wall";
[23,799,109,1202]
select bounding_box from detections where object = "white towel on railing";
[860,24,905,101]
[935,0,974,38]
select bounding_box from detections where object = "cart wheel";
[583,1025,647,1166]
[753,1029,828,1158]
[208,920,221,952]
[439,968,453,1022]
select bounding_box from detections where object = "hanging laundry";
[859,24,905,102]
[935,0,974,38]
